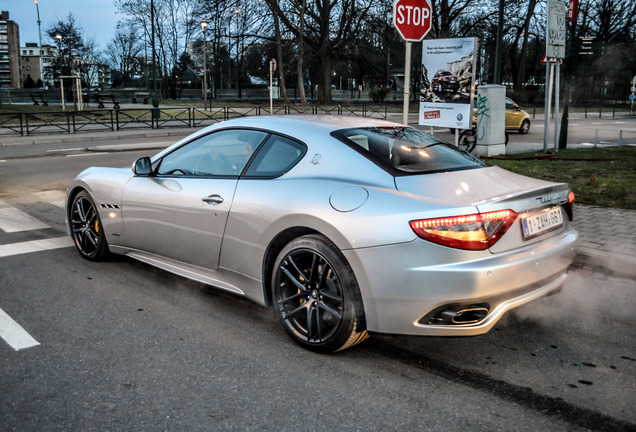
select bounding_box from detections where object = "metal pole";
[494,0,504,83]
[543,60,550,152]
[202,25,208,111]
[35,0,44,87]
[151,0,159,118]
[143,25,149,91]
[402,41,411,125]
[554,61,560,153]
[269,60,273,114]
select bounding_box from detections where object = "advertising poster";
[419,38,477,130]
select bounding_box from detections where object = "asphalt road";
[0,145,634,431]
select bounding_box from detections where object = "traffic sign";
[540,54,562,65]
[393,0,432,42]
[547,0,566,59]
[630,94,635,102]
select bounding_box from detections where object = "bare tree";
[270,0,377,103]
[106,22,144,85]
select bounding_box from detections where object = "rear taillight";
[410,210,518,250]
[564,191,575,221]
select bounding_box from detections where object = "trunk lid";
[395,166,571,253]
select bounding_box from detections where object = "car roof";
[153,115,405,162]
[209,115,403,136]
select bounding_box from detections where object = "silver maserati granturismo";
[66,115,578,353]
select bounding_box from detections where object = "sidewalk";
[1,125,634,279]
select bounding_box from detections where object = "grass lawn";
[485,146,636,210]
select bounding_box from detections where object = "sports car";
[66,116,578,353]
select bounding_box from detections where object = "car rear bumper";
[344,228,578,336]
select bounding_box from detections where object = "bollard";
[619,130,623,147]
[599,106,602,118]
[585,106,588,118]
[595,129,598,148]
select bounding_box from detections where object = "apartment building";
[0,10,21,88]
[20,42,57,87]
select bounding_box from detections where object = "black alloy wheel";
[273,235,368,353]
[70,190,109,261]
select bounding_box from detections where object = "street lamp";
[228,8,239,90]
[35,0,43,87]
[201,20,209,111]
[55,34,62,77]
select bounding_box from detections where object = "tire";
[458,130,477,153]
[519,119,530,134]
[272,234,368,353]
[69,190,110,261]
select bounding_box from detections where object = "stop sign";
[393,0,432,42]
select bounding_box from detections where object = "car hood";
[394,166,568,210]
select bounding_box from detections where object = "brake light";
[568,191,575,203]
[410,210,518,250]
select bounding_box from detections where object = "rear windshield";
[332,127,487,175]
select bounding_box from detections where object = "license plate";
[521,206,563,240]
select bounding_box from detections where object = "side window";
[245,135,306,178]
[156,129,267,177]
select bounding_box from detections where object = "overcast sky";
[1,0,120,50]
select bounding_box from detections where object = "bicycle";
[457,129,509,153]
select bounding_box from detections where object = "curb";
[0,129,193,147]
[573,248,636,279]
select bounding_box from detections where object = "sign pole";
[554,60,560,153]
[543,60,550,152]
[402,41,411,125]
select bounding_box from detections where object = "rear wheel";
[272,235,368,353]
[69,190,109,261]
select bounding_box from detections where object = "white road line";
[32,190,67,206]
[46,148,82,153]
[0,307,40,351]
[0,207,50,233]
[0,236,73,258]
[67,152,108,157]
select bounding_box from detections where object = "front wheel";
[69,190,110,261]
[519,119,530,134]
[272,235,368,353]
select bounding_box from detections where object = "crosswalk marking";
[0,193,74,258]
[0,306,40,351]
[0,236,73,258]
[0,207,51,233]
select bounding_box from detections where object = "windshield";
[332,127,487,175]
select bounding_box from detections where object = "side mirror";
[132,157,152,176]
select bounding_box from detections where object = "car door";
[120,128,268,269]
[505,98,523,130]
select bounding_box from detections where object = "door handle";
[202,194,224,205]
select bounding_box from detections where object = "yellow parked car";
[451,98,531,135]
[469,97,531,134]
[503,97,531,134]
